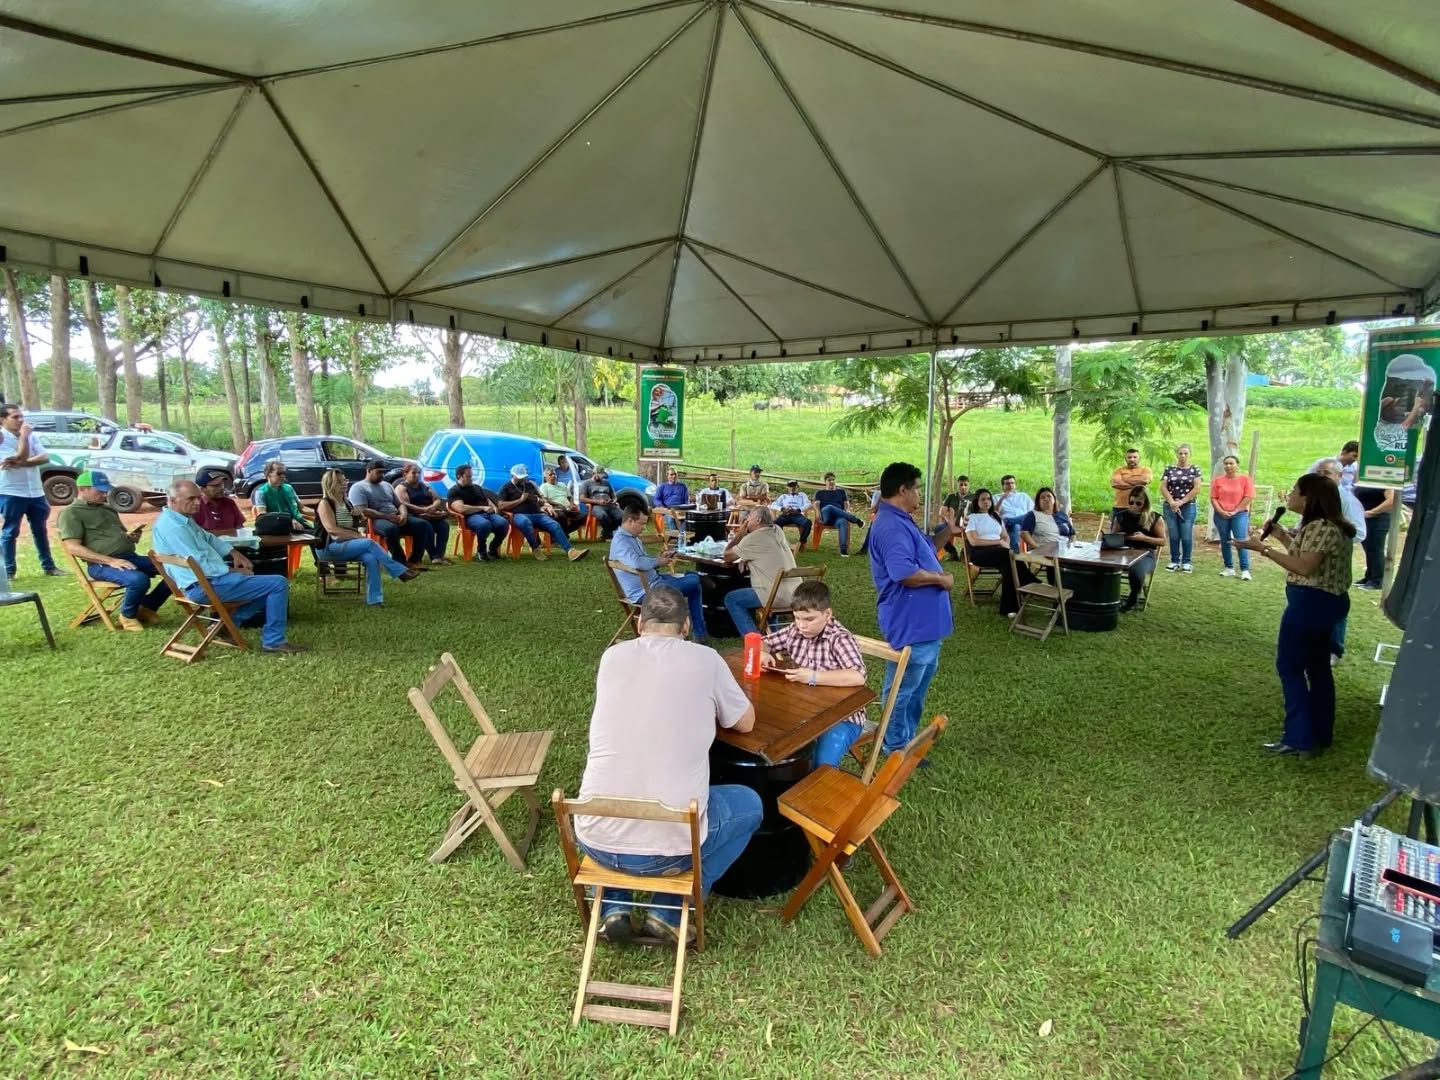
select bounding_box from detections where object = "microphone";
[1259,506,1287,541]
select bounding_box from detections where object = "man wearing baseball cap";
[194,467,246,536]
[498,463,588,562]
[57,470,170,631]
[737,465,769,510]
[770,478,813,547]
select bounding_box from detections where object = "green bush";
[1247,385,1360,410]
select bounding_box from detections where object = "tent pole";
[923,344,937,527]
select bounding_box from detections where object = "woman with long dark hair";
[1107,487,1166,612]
[1236,473,1355,757]
[964,488,1027,616]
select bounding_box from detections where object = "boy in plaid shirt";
[759,580,868,767]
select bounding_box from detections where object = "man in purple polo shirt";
[867,461,953,757]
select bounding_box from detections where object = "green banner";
[1359,327,1438,487]
[639,367,684,460]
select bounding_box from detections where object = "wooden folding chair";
[778,716,946,956]
[149,551,249,663]
[962,540,1003,605]
[756,565,826,631]
[1008,550,1073,641]
[843,637,912,784]
[65,551,126,630]
[1135,550,1159,612]
[604,560,652,647]
[552,791,704,1035]
[408,652,552,869]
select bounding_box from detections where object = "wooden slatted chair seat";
[461,730,551,786]
[777,768,901,856]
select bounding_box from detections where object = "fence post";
[379,407,386,441]
[399,416,407,456]
[730,427,736,471]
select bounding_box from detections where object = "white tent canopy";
[1,0,1437,362]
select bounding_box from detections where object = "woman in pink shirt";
[1210,454,1255,580]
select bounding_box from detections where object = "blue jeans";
[819,505,863,553]
[88,553,170,617]
[316,538,408,605]
[510,512,572,553]
[188,571,290,649]
[1162,501,1197,563]
[1213,510,1250,570]
[0,493,55,575]
[724,586,762,638]
[652,571,707,640]
[372,517,432,564]
[581,785,763,928]
[1277,584,1349,750]
[879,638,942,752]
[1330,616,1347,659]
[1003,516,1025,552]
[774,511,812,546]
[463,512,509,555]
[815,718,863,768]
[420,517,449,561]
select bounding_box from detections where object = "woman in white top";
[963,488,1026,616]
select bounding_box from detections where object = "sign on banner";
[639,367,685,460]
[1358,326,1438,487]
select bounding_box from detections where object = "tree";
[831,347,1046,507]
[79,280,119,421]
[255,309,282,438]
[1071,343,1199,466]
[202,300,248,452]
[1179,335,1265,474]
[284,312,318,435]
[48,275,73,410]
[0,292,14,404]
[1052,344,1073,511]
[115,285,143,424]
[2,268,40,409]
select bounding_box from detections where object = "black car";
[234,435,414,500]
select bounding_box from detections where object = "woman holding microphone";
[1235,473,1354,758]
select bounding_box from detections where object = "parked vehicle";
[417,429,655,509]
[35,420,238,507]
[234,435,413,500]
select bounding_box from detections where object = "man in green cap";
[57,470,170,631]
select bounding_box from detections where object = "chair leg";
[780,832,842,923]
[864,837,913,945]
[668,900,690,1035]
[573,885,605,1028]
[32,597,56,649]
[827,859,882,957]
[1059,596,1070,636]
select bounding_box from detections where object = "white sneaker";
[1220,568,1236,578]
[1182,563,1193,573]
[1330,653,1341,668]
[1240,570,1252,581]
[1166,563,1179,572]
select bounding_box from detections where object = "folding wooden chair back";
[604,560,652,647]
[962,540,1002,605]
[778,715,947,956]
[66,551,126,630]
[149,551,249,662]
[757,564,826,631]
[552,790,703,1035]
[408,652,552,869]
[843,636,912,783]
[1008,550,1073,641]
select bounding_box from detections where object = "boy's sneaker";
[1166,563,1179,572]
[1219,568,1236,578]
[1181,563,1193,573]
[1240,570,1252,581]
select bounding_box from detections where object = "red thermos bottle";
[742,632,763,680]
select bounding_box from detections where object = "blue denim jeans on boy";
[0,493,56,575]
[1162,501,1197,563]
[1277,584,1349,751]
[814,718,863,768]
[1213,509,1250,571]
[818,504,864,554]
[879,638,942,753]
[510,512,572,553]
[580,784,763,927]
[87,553,170,617]
[315,538,409,605]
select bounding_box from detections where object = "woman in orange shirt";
[1209,454,1255,581]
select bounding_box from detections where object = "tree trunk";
[0,303,14,404]
[82,281,117,420]
[318,346,332,435]
[239,318,254,442]
[1221,351,1247,464]
[573,362,588,454]
[157,354,170,429]
[256,310,281,439]
[1052,343,1073,512]
[1204,355,1225,476]
[442,326,465,427]
[178,332,193,435]
[211,311,246,452]
[116,285,142,424]
[48,275,73,409]
[286,312,318,436]
[2,268,40,409]
[348,324,367,440]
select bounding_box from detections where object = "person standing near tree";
[1354,484,1396,590]
[0,404,63,578]
[1209,454,1255,581]
[1160,444,1202,572]
[1109,448,1152,517]
[868,461,953,759]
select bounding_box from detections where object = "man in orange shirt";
[1109,448,1153,512]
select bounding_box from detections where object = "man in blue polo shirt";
[868,461,953,756]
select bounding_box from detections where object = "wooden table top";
[1031,540,1153,569]
[232,532,316,547]
[715,650,877,764]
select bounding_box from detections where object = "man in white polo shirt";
[575,586,760,945]
[0,404,64,578]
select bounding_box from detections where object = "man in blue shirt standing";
[868,462,953,756]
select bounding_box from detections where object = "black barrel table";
[1031,540,1155,632]
[710,651,876,899]
[674,551,749,639]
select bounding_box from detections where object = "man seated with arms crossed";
[770,478,813,547]
[995,474,1034,552]
[610,505,709,641]
[538,465,585,536]
[194,467,246,536]
[575,585,760,944]
[760,580,866,767]
[655,466,690,531]
[58,470,170,631]
[722,506,796,638]
[349,459,431,569]
[813,472,865,557]
[446,464,508,561]
[578,466,623,540]
[152,479,307,653]
[736,464,769,509]
[499,464,589,562]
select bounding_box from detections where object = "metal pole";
[923,345,937,526]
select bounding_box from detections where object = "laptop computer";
[1100,531,1128,550]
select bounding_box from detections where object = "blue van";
[417,429,656,508]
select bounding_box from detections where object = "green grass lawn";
[139,397,1358,513]
[0,519,1422,1078]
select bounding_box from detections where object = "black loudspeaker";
[1368,486,1440,802]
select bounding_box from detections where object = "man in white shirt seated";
[770,479,812,547]
[995,474,1035,552]
[695,472,732,512]
[574,585,760,945]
